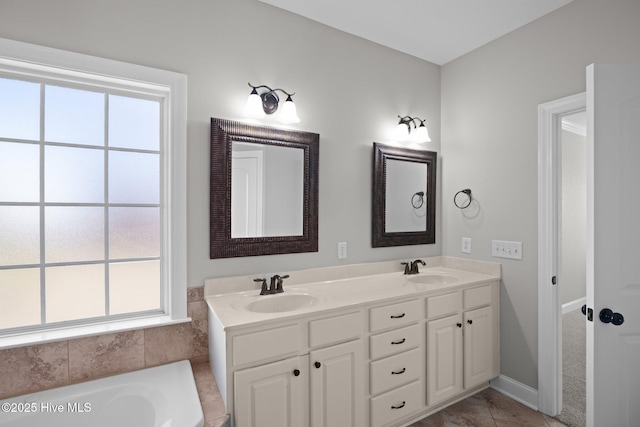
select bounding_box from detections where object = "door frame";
[537,92,586,416]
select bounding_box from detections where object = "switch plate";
[337,242,347,259]
[491,240,523,260]
[461,237,471,254]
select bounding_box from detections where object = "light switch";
[491,240,523,260]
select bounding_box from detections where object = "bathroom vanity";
[205,257,500,427]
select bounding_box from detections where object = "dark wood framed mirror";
[210,118,319,258]
[372,142,437,247]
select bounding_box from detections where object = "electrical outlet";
[491,240,523,260]
[337,242,347,259]
[461,237,471,254]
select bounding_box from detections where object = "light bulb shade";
[414,123,431,143]
[244,90,265,118]
[395,122,410,141]
[279,96,300,124]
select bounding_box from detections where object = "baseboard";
[490,375,539,411]
[562,296,586,314]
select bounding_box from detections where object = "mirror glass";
[384,159,428,233]
[372,143,437,247]
[210,118,319,259]
[231,141,304,238]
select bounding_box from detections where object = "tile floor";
[191,363,566,427]
[409,388,567,427]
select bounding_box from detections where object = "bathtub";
[0,360,204,427]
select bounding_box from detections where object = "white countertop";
[205,261,500,331]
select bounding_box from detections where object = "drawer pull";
[391,368,406,375]
[391,338,406,345]
[390,313,406,319]
[391,401,406,410]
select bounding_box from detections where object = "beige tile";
[206,415,230,427]
[197,378,227,421]
[543,414,568,426]
[483,389,548,426]
[410,411,444,427]
[0,341,69,399]
[144,313,208,366]
[68,329,144,382]
[443,415,497,427]
[188,286,205,302]
[191,361,215,384]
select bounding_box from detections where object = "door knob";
[599,308,624,326]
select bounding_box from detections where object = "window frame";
[0,38,188,349]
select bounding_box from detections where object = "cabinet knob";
[293,369,300,376]
[467,319,473,325]
[456,323,462,328]
[314,361,321,369]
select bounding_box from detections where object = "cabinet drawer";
[369,299,421,332]
[370,348,421,395]
[426,292,460,319]
[370,324,420,360]
[463,285,492,309]
[309,311,363,348]
[370,381,422,427]
[232,324,300,366]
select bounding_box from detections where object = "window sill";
[0,315,192,350]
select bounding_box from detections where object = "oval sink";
[408,274,459,285]
[242,293,319,313]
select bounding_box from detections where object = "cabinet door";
[310,340,365,427]
[463,306,493,389]
[234,356,309,427]
[427,314,463,406]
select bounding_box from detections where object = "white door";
[586,63,640,427]
[310,340,364,427]
[231,150,263,238]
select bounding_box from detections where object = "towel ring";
[454,189,472,209]
[411,191,425,209]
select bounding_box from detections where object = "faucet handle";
[275,274,289,293]
[254,278,268,295]
[401,262,411,275]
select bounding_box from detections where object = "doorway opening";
[537,93,586,422]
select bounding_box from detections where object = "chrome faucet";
[402,259,426,275]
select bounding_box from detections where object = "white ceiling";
[257,0,574,65]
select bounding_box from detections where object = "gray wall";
[441,0,640,388]
[0,0,441,286]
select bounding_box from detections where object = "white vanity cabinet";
[207,262,501,427]
[426,283,499,407]
[213,309,366,427]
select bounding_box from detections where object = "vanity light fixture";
[244,82,300,124]
[395,115,431,143]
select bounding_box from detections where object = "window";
[0,38,187,347]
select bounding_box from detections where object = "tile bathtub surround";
[0,286,208,400]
